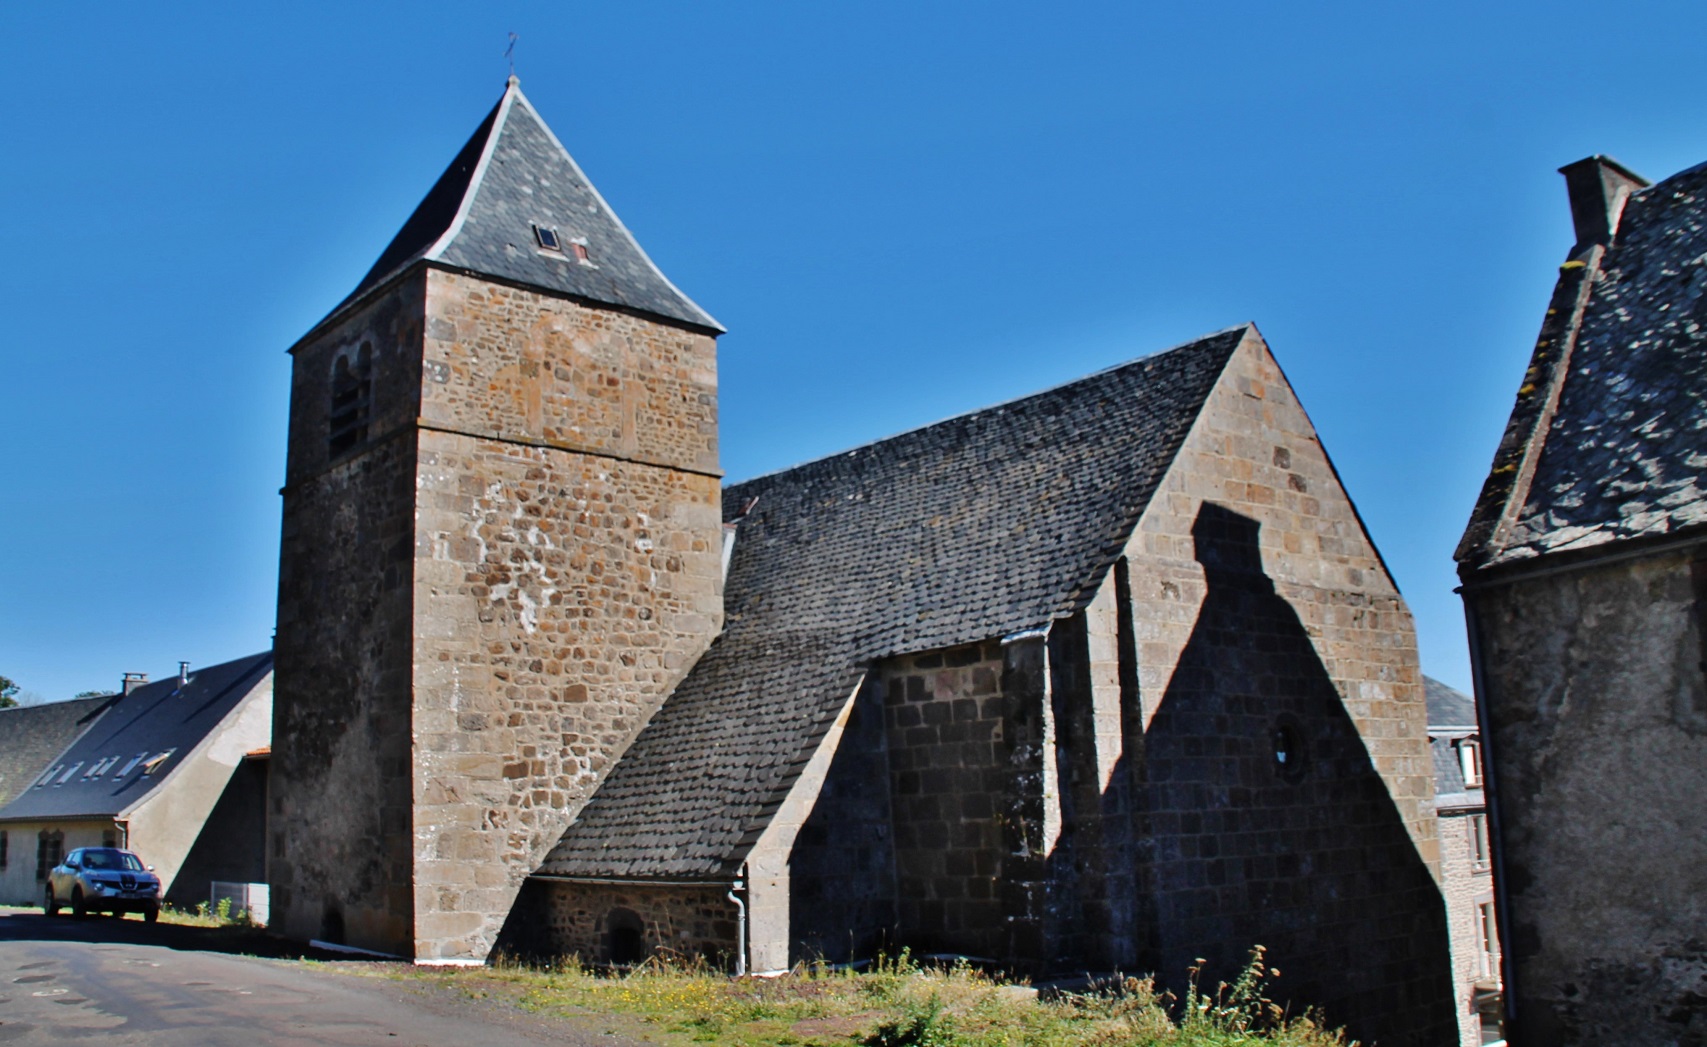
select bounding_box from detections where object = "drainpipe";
[726,865,748,976]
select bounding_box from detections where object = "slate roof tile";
[328,80,720,335]
[539,326,1249,879]
[1423,676,1476,729]
[0,653,271,822]
[1464,161,1707,567]
[0,697,113,808]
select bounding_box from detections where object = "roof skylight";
[533,224,562,252]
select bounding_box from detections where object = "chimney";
[121,672,148,696]
[178,661,190,687]
[1559,155,1650,257]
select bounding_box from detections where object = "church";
[269,78,1455,1047]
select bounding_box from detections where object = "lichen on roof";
[1462,160,1707,568]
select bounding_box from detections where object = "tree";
[0,676,17,710]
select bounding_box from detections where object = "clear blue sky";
[3,2,1703,701]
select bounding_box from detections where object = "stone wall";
[531,880,738,965]
[1099,330,1456,1047]
[272,276,425,954]
[273,266,723,961]
[783,677,897,966]
[1438,805,1496,1047]
[1467,545,1707,1047]
[874,640,1040,963]
[408,270,723,960]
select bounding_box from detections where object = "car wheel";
[70,887,87,918]
[44,886,59,917]
[143,906,159,925]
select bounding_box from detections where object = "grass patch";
[387,947,1352,1047]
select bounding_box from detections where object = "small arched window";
[328,343,373,457]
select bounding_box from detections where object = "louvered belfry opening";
[327,342,373,457]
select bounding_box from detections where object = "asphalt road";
[0,909,636,1046]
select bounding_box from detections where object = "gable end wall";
[1106,330,1454,1047]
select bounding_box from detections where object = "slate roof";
[1429,736,1482,811]
[1424,677,1481,810]
[328,78,720,335]
[1424,676,1476,730]
[1461,159,1707,568]
[0,697,113,808]
[0,653,272,822]
[539,326,1251,879]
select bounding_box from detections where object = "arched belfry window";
[328,343,373,457]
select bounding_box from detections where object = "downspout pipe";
[726,865,748,977]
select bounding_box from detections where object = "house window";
[328,343,373,457]
[1468,814,1491,872]
[1457,739,1483,787]
[102,829,117,849]
[0,830,8,870]
[36,830,64,882]
[1478,900,1499,979]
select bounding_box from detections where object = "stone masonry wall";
[1438,806,1495,1047]
[1110,329,1456,1047]
[1468,547,1707,1047]
[878,640,1044,964]
[784,677,897,966]
[409,270,724,960]
[272,277,426,953]
[535,881,738,965]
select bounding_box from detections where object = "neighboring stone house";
[1457,155,1707,1047]
[0,694,114,895]
[1427,676,1501,1047]
[272,79,1456,1045]
[0,653,273,909]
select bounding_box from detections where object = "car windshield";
[79,848,144,872]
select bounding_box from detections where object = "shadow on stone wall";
[1115,503,1454,1047]
[787,677,898,964]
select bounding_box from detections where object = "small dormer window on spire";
[533,224,563,252]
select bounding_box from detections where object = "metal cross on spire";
[504,32,518,79]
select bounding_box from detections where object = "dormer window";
[1457,738,1484,788]
[329,343,373,457]
[534,224,563,252]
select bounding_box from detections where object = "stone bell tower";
[270,78,725,960]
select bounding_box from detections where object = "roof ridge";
[728,323,1254,492]
[419,80,518,267]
